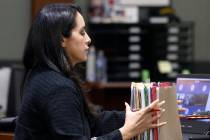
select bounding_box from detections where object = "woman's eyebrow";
[79,26,86,32]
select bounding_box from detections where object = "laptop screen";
[176,74,210,116]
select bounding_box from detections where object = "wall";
[172,0,210,61]
[75,0,89,20]
[0,0,85,61]
[0,0,209,61]
[0,0,31,61]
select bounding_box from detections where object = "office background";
[1,1,210,140]
[0,0,210,62]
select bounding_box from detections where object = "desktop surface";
[183,133,210,140]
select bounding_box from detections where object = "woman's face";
[62,12,91,66]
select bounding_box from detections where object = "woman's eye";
[80,30,86,36]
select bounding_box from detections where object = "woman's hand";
[177,100,186,118]
[119,99,167,140]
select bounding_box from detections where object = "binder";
[130,82,182,140]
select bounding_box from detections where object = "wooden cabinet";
[0,133,14,140]
[85,82,131,111]
[32,0,74,19]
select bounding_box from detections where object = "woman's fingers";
[143,99,159,112]
[176,99,186,114]
[151,121,167,128]
[178,108,186,112]
[177,100,183,104]
[125,102,130,111]
[158,100,165,107]
[150,107,167,129]
[179,114,185,118]
[150,108,165,122]
[143,99,165,113]
[150,99,159,107]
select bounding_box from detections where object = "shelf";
[86,82,131,89]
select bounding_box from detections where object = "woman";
[14,3,166,140]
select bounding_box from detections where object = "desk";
[0,132,209,140]
[0,132,14,140]
[183,133,210,140]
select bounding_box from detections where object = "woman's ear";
[61,37,66,48]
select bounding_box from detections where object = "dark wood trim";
[86,82,131,90]
[0,133,14,140]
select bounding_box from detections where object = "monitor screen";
[176,75,210,116]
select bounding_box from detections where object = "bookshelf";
[88,21,194,82]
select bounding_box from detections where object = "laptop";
[176,74,210,135]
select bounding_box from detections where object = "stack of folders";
[130,82,182,140]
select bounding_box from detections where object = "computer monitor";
[176,74,210,134]
[176,74,210,116]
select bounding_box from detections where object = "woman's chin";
[78,58,87,64]
[83,56,88,62]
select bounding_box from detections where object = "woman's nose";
[86,33,91,45]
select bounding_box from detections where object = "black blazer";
[14,66,124,140]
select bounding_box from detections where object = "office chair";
[0,117,16,140]
[0,117,16,132]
